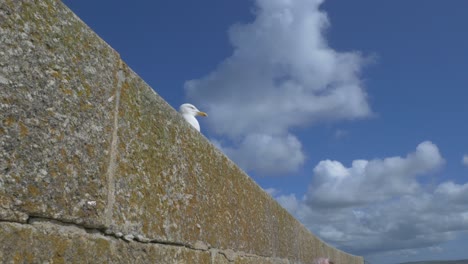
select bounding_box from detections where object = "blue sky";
[62,1,468,263]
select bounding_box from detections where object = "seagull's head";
[179,103,207,117]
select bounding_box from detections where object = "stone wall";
[0,0,363,263]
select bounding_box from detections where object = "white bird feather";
[179,103,207,132]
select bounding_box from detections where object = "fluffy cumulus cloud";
[217,133,305,174]
[185,0,371,174]
[308,141,444,207]
[274,142,468,259]
[264,187,280,197]
[462,154,468,166]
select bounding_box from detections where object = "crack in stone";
[27,215,106,233]
[1,215,293,263]
[22,215,192,248]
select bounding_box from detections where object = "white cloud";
[435,181,468,203]
[276,193,301,213]
[185,0,371,174]
[264,187,280,196]
[334,129,348,139]
[218,133,305,174]
[275,142,468,257]
[308,141,444,207]
[462,154,468,166]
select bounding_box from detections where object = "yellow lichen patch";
[0,195,11,208]
[56,161,68,175]
[51,70,61,79]
[121,81,130,91]
[60,147,67,158]
[76,82,91,99]
[13,251,23,264]
[83,83,91,97]
[118,108,125,118]
[3,116,15,126]
[50,234,69,264]
[85,144,94,157]
[57,131,64,141]
[93,237,110,254]
[79,100,93,111]
[50,170,58,178]
[19,122,29,137]
[72,155,81,166]
[24,251,34,263]
[28,185,40,196]
[71,54,82,64]
[60,86,74,96]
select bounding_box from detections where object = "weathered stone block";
[0,221,211,263]
[0,0,120,227]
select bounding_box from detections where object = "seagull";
[179,103,207,132]
[313,258,333,264]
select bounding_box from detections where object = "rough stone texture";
[0,221,212,263]
[0,0,118,227]
[0,0,364,263]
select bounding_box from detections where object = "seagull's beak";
[197,111,208,117]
